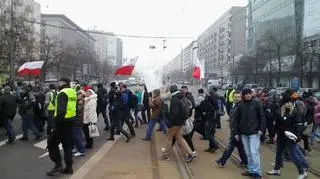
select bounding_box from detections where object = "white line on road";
[0,134,23,147]
[34,139,63,159]
[69,126,128,179]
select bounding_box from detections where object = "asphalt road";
[0,115,110,179]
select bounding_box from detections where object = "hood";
[305,96,316,104]
[171,91,183,99]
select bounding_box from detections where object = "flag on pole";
[192,56,204,80]
[17,61,44,77]
[115,57,138,76]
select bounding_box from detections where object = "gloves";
[284,131,297,142]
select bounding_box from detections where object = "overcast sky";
[35,0,246,71]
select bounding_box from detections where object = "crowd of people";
[0,78,318,179]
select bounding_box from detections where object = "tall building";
[0,0,41,71]
[90,31,111,63]
[198,6,246,82]
[116,38,123,67]
[246,0,304,55]
[41,14,95,79]
[304,0,320,38]
[162,54,182,80]
[106,35,118,66]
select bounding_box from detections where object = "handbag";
[88,123,100,137]
[182,118,194,135]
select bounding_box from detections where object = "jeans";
[241,134,262,176]
[110,115,129,138]
[142,105,151,123]
[73,126,85,153]
[311,124,320,144]
[274,137,307,174]
[134,104,145,126]
[3,117,15,141]
[204,120,218,149]
[145,118,167,139]
[123,110,136,135]
[22,114,41,139]
[217,134,247,166]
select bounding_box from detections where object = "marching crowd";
[0,77,319,179]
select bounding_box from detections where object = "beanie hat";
[242,88,252,96]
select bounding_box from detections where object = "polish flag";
[192,54,204,80]
[17,61,44,77]
[115,57,138,76]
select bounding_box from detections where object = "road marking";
[0,134,23,147]
[69,126,128,179]
[34,139,63,159]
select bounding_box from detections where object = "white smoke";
[141,69,162,92]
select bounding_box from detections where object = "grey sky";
[35,0,246,71]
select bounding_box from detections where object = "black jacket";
[234,99,266,135]
[229,102,240,136]
[169,91,186,126]
[0,94,18,119]
[97,87,108,107]
[111,93,126,121]
[108,87,117,106]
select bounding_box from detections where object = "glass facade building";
[246,0,304,55]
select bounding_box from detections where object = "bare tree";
[302,40,318,87]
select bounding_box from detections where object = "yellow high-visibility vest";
[225,89,235,103]
[54,88,77,119]
[47,90,56,111]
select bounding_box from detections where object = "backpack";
[216,97,225,116]
[129,93,138,109]
[179,97,192,120]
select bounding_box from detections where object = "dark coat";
[234,99,266,136]
[0,94,18,119]
[168,91,186,126]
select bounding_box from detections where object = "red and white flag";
[192,57,204,80]
[17,61,44,77]
[114,57,138,76]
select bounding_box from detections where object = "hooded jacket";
[168,91,186,126]
[83,90,98,124]
[150,95,162,120]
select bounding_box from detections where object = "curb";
[151,133,161,179]
[173,145,194,179]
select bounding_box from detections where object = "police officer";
[224,85,235,116]
[47,78,77,176]
[46,84,57,136]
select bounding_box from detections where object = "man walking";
[0,86,18,144]
[234,89,266,179]
[47,78,77,176]
[96,84,110,131]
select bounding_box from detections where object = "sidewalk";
[215,117,319,179]
[70,126,182,179]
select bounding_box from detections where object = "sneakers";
[107,137,115,141]
[215,160,224,168]
[192,151,198,156]
[297,172,308,179]
[72,149,77,154]
[74,152,86,157]
[267,169,281,176]
[46,165,63,176]
[185,153,196,163]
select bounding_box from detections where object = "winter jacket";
[314,101,320,124]
[111,93,126,122]
[185,92,195,109]
[143,89,150,107]
[304,96,316,124]
[83,92,98,124]
[0,93,18,119]
[168,91,187,126]
[234,99,266,136]
[97,87,108,107]
[195,93,205,107]
[150,96,162,120]
[230,102,241,136]
[121,89,132,110]
[108,87,117,106]
[76,91,86,127]
[135,91,143,104]
[161,91,171,106]
[19,92,35,116]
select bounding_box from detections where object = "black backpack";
[179,97,192,120]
